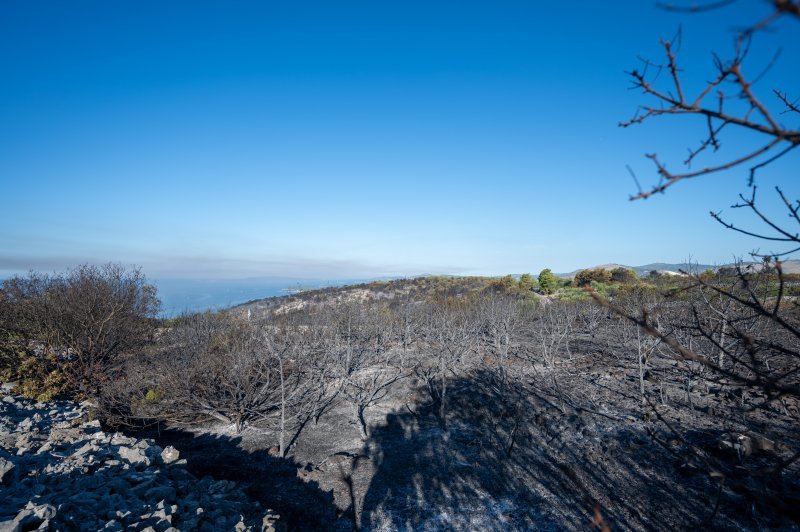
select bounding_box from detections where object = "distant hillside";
[633,262,715,275]
[228,260,800,318]
[232,276,495,319]
[557,260,800,278]
[779,260,800,274]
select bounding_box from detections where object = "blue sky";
[1,1,797,279]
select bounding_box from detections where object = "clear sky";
[1,1,797,279]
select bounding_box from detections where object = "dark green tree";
[537,269,557,294]
[518,273,536,292]
[610,267,638,284]
[574,268,612,287]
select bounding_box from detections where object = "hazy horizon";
[1,257,753,317]
[152,276,376,317]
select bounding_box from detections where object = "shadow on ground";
[355,368,749,531]
[129,426,339,531]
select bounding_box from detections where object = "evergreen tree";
[538,269,557,294]
[519,273,536,292]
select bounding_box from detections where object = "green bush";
[574,268,613,287]
[557,287,592,302]
[538,269,558,294]
[16,351,70,402]
[519,273,537,292]
[145,388,161,402]
[0,338,23,385]
[590,281,620,298]
[610,267,638,284]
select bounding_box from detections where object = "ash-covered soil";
[135,342,799,531]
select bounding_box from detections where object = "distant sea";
[153,277,372,317]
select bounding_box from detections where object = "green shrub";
[0,341,23,384]
[589,281,620,299]
[145,388,161,402]
[610,267,638,284]
[16,351,70,402]
[558,287,592,302]
[519,273,537,292]
[538,269,558,294]
[574,268,613,287]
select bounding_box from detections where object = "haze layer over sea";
[153,277,370,317]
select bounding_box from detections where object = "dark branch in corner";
[622,4,800,201]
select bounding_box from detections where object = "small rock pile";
[0,387,281,531]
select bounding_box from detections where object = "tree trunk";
[439,360,448,426]
[356,404,369,440]
[637,329,646,407]
[279,358,287,457]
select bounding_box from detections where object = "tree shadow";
[357,368,750,531]
[129,426,340,530]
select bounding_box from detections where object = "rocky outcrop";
[0,392,282,531]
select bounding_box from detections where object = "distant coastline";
[152,277,373,317]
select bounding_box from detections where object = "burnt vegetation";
[2,262,799,529]
[2,1,799,530]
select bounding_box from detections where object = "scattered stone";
[33,503,57,521]
[110,433,135,446]
[0,434,16,451]
[719,432,752,460]
[144,485,176,502]
[0,392,278,531]
[118,446,151,467]
[10,508,43,531]
[0,457,14,484]
[160,445,180,465]
[73,441,98,457]
[746,431,775,452]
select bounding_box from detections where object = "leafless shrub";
[253,319,337,456]
[519,301,574,368]
[154,312,272,432]
[317,303,408,439]
[342,354,405,440]
[415,302,479,424]
[477,293,521,367]
[576,299,606,338]
[1,263,159,397]
[326,303,392,380]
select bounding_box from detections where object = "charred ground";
[3,268,799,530]
[134,271,800,530]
